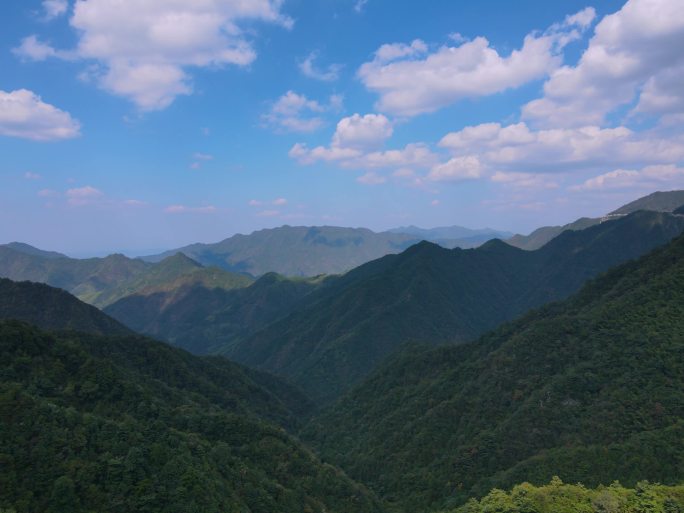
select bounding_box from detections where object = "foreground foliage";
[447,479,684,513]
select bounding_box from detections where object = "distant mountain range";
[507,189,684,250]
[216,210,684,403]
[0,246,250,308]
[141,225,511,277]
[304,230,684,511]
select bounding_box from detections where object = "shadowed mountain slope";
[0,278,131,335]
[304,232,684,512]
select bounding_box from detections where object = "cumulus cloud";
[332,113,393,149]
[24,172,42,180]
[427,156,482,182]
[438,121,684,174]
[18,0,292,110]
[523,0,684,127]
[571,164,684,191]
[0,89,81,141]
[272,197,287,206]
[263,91,342,133]
[299,51,343,81]
[358,10,592,116]
[290,113,438,172]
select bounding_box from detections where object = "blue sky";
[1,0,683,255]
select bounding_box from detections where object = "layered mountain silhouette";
[141,225,511,277]
[220,210,684,403]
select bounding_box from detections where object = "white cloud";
[24,172,42,180]
[248,199,263,206]
[354,0,368,13]
[272,197,287,205]
[0,89,81,141]
[358,10,591,116]
[18,0,292,110]
[427,156,482,182]
[299,51,343,81]
[38,188,58,197]
[66,185,103,206]
[42,0,68,20]
[263,91,342,133]
[571,164,684,191]
[372,39,427,63]
[357,171,386,185]
[13,36,74,61]
[290,113,438,171]
[431,199,440,206]
[332,113,393,150]
[439,122,684,174]
[164,204,217,214]
[523,0,684,127]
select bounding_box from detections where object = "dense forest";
[304,232,684,510]
[0,321,381,513]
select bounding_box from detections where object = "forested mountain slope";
[304,232,684,512]
[0,278,131,335]
[0,320,382,513]
[227,210,684,403]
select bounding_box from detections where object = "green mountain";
[141,225,427,277]
[224,210,684,404]
[609,189,684,215]
[104,271,324,354]
[0,247,251,308]
[1,242,67,260]
[507,189,684,250]
[0,316,383,512]
[303,232,684,512]
[0,278,131,335]
[506,217,599,251]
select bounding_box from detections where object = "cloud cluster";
[438,122,684,175]
[263,91,342,133]
[17,0,292,110]
[523,0,684,126]
[358,9,595,116]
[571,164,684,191]
[0,89,81,141]
[290,113,437,172]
